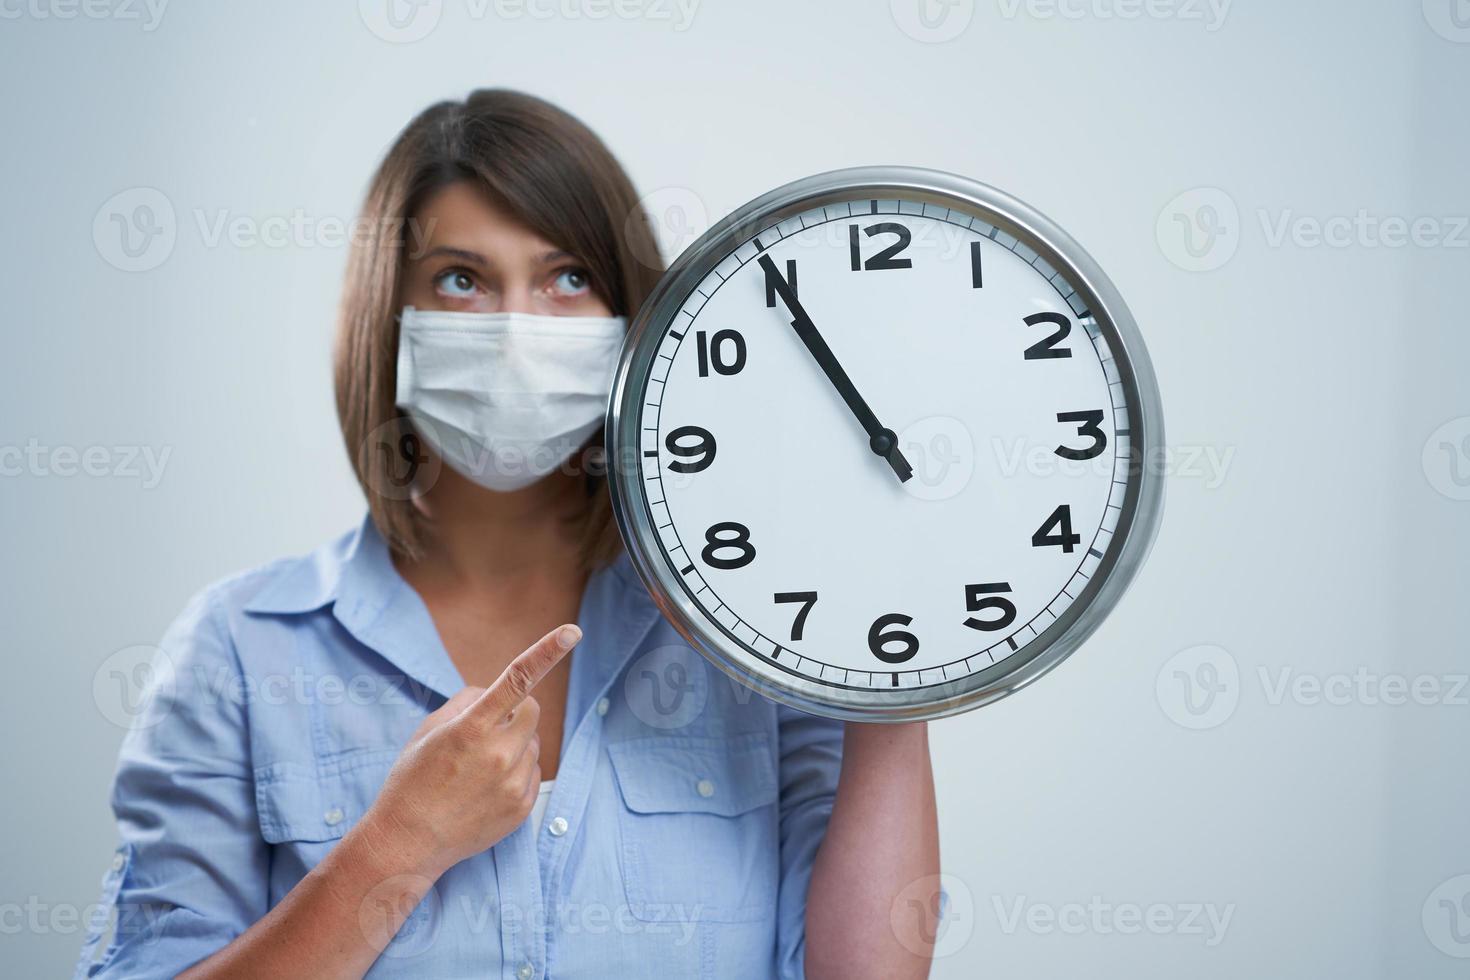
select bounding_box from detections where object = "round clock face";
[609,168,1163,721]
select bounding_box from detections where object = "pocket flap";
[607,732,777,818]
[254,750,396,843]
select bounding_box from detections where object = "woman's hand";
[180,623,583,980]
[358,623,581,878]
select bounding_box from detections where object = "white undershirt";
[530,780,555,835]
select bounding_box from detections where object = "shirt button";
[110,852,126,872]
[696,779,715,798]
[323,807,344,826]
[517,964,534,980]
[596,697,610,717]
[548,816,568,837]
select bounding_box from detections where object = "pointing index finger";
[472,624,581,720]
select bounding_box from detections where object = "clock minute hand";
[757,254,913,483]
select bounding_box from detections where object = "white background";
[1,1,1466,977]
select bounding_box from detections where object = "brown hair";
[334,89,663,570]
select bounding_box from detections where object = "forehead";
[413,180,561,260]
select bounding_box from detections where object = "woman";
[77,90,940,979]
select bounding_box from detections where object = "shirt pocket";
[253,749,448,960]
[254,748,398,843]
[607,732,779,923]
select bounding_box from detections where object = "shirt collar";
[244,514,663,706]
[240,520,363,615]
[565,549,664,721]
[243,516,462,698]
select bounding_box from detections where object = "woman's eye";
[552,268,590,297]
[435,270,478,298]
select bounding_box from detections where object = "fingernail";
[557,625,582,650]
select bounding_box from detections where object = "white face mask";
[394,306,626,492]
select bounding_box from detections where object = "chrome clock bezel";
[607,166,1164,722]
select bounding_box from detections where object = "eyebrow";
[413,246,578,266]
[416,245,487,266]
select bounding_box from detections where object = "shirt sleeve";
[75,587,268,978]
[773,703,844,980]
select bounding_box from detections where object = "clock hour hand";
[757,254,913,483]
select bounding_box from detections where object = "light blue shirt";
[77,517,843,979]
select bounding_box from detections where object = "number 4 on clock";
[1031,504,1082,553]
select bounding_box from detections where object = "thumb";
[413,685,485,738]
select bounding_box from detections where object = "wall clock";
[607,167,1163,721]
